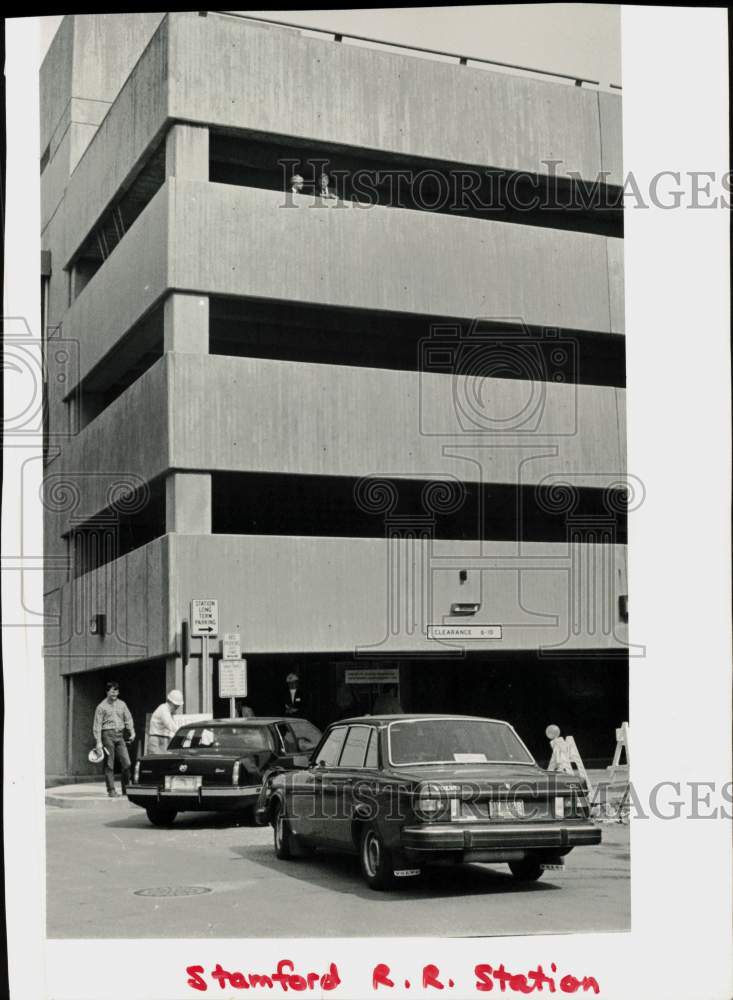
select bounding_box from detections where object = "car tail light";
[554,796,564,818]
[232,761,240,786]
[417,791,442,815]
[566,791,589,818]
[416,784,457,820]
[133,761,141,784]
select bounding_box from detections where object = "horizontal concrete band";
[60,12,622,262]
[50,351,626,537]
[63,180,624,389]
[44,534,629,670]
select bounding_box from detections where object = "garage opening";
[66,658,166,777]
[211,471,627,544]
[210,130,623,237]
[209,297,626,388]
[231,650,628,768]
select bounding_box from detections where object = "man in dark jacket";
[284,671,304,717]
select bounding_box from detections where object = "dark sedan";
[256,714,600,890]
[128,717,321,826]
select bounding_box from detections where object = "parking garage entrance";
[64,658,166,777]
[225,650,628,768]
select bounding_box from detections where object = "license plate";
[458,801,490,821]
[491,800,525,819]
[165,775,202,792]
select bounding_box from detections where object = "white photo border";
[2,6,731,999]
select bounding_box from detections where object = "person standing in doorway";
[373,684,403,714]
[92,681,135,797]
[148,689,184,754]
[284,672,304,717]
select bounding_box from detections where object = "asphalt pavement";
[46,799,630,939]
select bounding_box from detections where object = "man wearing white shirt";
[148,689,184,753]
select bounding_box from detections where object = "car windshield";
[169,726,271,752]
[388,719,534,766]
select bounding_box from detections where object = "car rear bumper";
[128,785,261,811]
[400,821,601,853]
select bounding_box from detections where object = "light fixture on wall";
[450,602,481,616]
[181,620,190,666]
[89,614,106,637]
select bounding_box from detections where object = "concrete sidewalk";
[45,783,136,808]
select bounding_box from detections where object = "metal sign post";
[202,634,209,714]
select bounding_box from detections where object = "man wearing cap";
[92,681,135,797]
[284,672,304,717]
[148,690,185,754]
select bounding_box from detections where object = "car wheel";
[508,858,544,881]
[360,824,397,891]
[273,802,295,860]
[145,807,177,827]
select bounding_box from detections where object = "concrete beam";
[50,534,629,672]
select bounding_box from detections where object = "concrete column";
[165,655,184,695]
[185,658,202,714]
[165,472,212,534]
[165,123,209,180]
[163,292,209,353]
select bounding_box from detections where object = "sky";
[39,5,621,87]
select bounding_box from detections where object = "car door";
[318,725,374,847]
[291,725,348,841]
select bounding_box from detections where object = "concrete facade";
[42,13,626,779]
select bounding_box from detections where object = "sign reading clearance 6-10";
[191,599,219,637]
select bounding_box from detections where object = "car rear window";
[288,718,322,746]
[388,719,534,766]
[170,726,271,752]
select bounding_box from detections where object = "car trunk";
[138,749,276,787]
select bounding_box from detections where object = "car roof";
[331,714,511,726]
[177,717,294,727]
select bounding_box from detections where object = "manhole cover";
[134,886,212,898]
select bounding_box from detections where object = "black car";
[256,714,600,890]
[128,717,321,826]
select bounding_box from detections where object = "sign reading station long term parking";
[427,624,502,640]
[219,660,247,699]
[191,599,219,637]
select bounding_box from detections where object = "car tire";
[273,801,297,860]
[359,824,397,891]
[145,807,177,827]
[508,858,544,881]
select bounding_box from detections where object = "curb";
[45,791,136,809]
